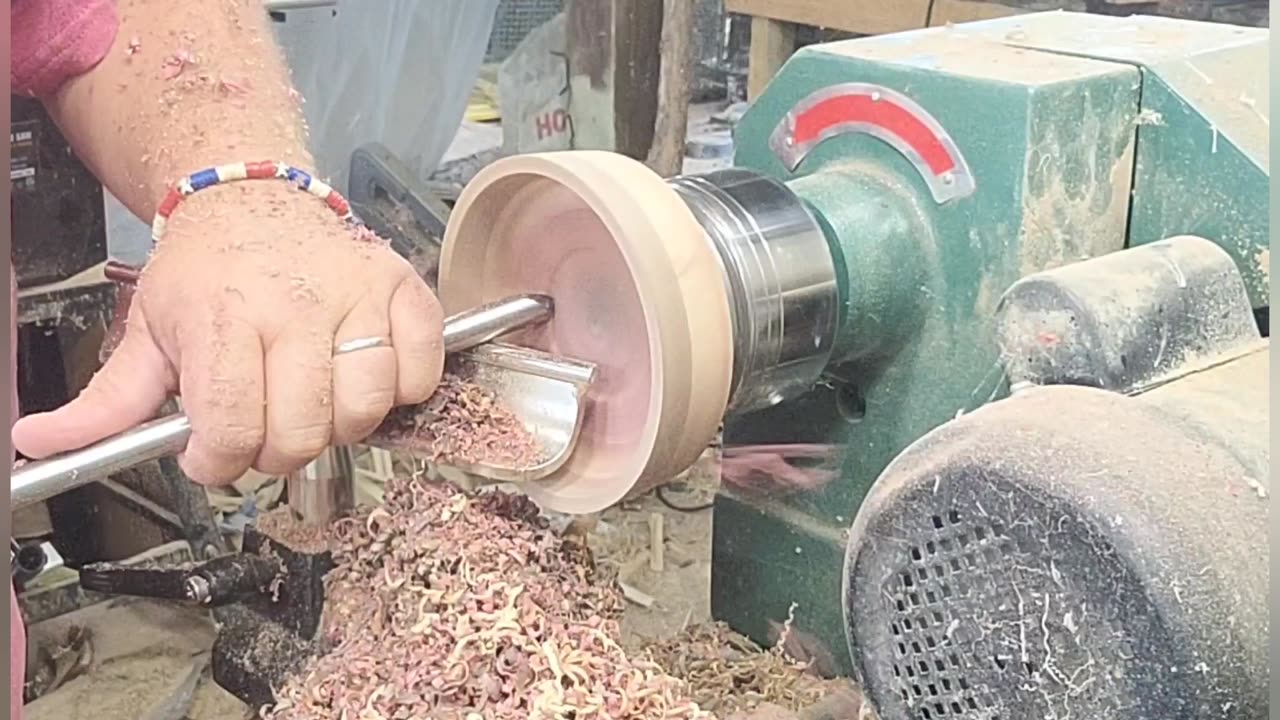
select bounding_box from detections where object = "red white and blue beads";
[150,161,354,242]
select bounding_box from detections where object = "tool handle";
[79,560,194,602]
[11,294,552,508]
[78,554,281,607]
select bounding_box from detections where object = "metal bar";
[262,0,337,10]
[441,294,551,349]
[11,295,553,509]
[286,446,355,525]
[12,414,193,510]
[99,477,184,530]
[18,540,195,625]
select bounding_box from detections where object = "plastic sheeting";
[497,11,571,155]
[275,0,501,193]
[107,1,499,262]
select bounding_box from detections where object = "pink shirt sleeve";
[11,0,120,97]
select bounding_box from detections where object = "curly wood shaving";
[263,482,709,719]
[375,374,546,469]
[639,622,843,716]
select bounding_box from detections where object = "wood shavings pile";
[640,622,848,717]
[263,481,709,719]
[374,373,546,468]
[254,507,331,554]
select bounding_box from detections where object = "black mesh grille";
[486,0,565,63]
[883,511,1015,719]
[846,387,1269,719]
[857,484,1164,720]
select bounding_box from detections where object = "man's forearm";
[43,0,312,222]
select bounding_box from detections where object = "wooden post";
[613,0,664,159]
[564,0,664,158]
[747,16,795,101]
[645,0,697,177]
[566,0,617,150]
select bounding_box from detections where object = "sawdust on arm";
[39,0,315,225]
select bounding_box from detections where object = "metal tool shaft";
[11,295,553,509]
[262,0,338,11]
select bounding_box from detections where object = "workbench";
[727,0,1269,98]
[727,0,1033,98]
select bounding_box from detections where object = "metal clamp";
[348,142,454,259]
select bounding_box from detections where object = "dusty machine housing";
[686,12,1270,719]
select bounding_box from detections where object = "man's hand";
[10,0,446,484]
[12,183,445,484]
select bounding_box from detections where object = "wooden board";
[930,0,1030,24]
[747,16,796,100]
[566,0,617,150]
[732,0,1038,98]
[564,0,664,158]
[727,0,931,35]
[729,0,1264,102]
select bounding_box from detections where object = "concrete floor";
[24,600,236,720]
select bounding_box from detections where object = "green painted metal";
[941,12,1271,307]
[1128,69,1269,308]
[788,168,928,366]
[1130,43,1268,309]
[712,18,1149,668]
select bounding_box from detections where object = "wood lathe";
[13,10,1269,718]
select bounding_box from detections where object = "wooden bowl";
[438,151,733,514]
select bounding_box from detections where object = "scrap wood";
[23,626,93,704]
[618,580,655,608]
[649,512,666,572]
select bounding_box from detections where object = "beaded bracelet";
[150,161,355,242]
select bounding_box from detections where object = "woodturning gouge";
[10,294,556,510]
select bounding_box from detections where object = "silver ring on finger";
[334,336,392,356]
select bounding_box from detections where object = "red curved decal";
[769,83,976,205]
